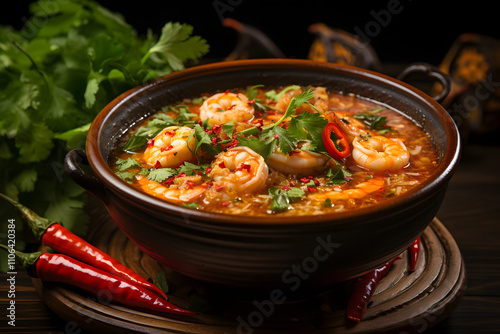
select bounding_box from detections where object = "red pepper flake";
[307,186,318,192]
[176,172,187,178]
[212,124,222,134]
[221,201,230,206]
[147,139,154,147]
[248,99,255,105]
[300,177,309,183]
[218,162,226,169]
[211,137,218,145]
[313,179,320,186]
[161,176,175,185]
[273,134,279,138]
[207,181,214,187]
[237,163,251,172]
[308,175,314,179]
[206,167,212,174]
[289,181,296,187]
[186,180,195,189]
[224,89,230,94]
[215,184,226,191]
[193,169,203,176]
[154,160,162,169]
[226,138,239,149]
[281,185,291,191]
[267,110,275,115]
[227,105,235,110]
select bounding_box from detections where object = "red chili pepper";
[346,257,400,322]
[0,245,194,316]
[0,193,168,301]
[322,122,351,160]
[409,236,421,272]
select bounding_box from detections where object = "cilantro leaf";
[0,0,210,254]
[272,89,315,128]
[221,121,235,138]
[264,85,301,102]
[268,187,305,212]
[147,168,177,183]
[246,84,275,112]
[237,135,276,159]
[287,112,328,151]
[141,22,209,71]
[191,124,222,158]
[354,108,392,133]
[325,167,352,185]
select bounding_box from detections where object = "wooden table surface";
[1,142,499,333]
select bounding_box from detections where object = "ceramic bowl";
[65,59,460,291]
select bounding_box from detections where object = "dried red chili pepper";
[346,257,400,322]
[0,193,168,300]
[408,236,421,272]
[0,245,194,316]
[322,122,351,160]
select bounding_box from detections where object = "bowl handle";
[64,149,107,203]
[397,62,452,103]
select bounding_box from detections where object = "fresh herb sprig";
[354,108,393,134]
[0,0,209,265]
[236,89,327,158]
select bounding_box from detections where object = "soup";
[111,85,439,216]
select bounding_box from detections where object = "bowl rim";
[85,58,461,227]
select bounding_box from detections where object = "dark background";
[2,0,498,66]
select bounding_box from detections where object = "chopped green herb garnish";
[268,187,305,212]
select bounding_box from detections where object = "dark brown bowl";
[65,59,460,291]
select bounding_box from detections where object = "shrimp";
[199,92,255,125]
[209,146,269,197]
[352,136,410,172]
[143,126,196,168]
[310,178,385,201]
[267,148,327,175]
[326,111,410,172]
[135,175,206,204]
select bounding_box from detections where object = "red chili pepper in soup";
[322,123,351,159]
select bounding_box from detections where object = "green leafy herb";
[264,85,301,101]
[0,0,209,267]
[354,108,393,134]
[236,89,328,159]
[123,106,199,153]
[146,168,177,183]
[325,167,352,185]
[268,187,305,212]
[221,121,235,138]
[189,124,222,161]
[246,84,276,112]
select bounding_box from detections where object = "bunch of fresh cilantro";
[0,0,209,264]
